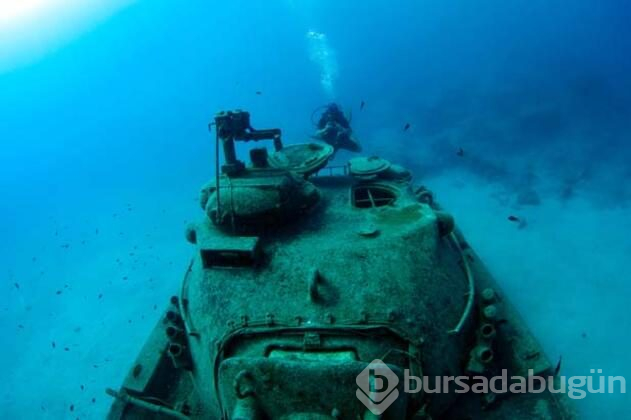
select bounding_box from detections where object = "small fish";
[554,355,563,376]
[255,91,262,95]
[98,293,103,299]
[18,324,24,329]
[14,282,19,289]
[403,123,411,131]
[360,100,365,110]
[56,290,62,295]
[456,148,465,157]
[581,332,587,339]
[70,404,74,412]
[507,215,520,222]
[80,385,84,391]
[60,244,70,249]
[52,341,56,348]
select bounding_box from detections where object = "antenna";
[209,110,284,223]
[207,121,222,223]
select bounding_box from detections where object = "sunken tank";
[107,110,575,419]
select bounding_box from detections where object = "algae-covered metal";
[107,110,575,419]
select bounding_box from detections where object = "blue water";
[1,1,630,418]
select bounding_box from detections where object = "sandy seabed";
[2,170,629,419]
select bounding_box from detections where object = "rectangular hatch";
[198,232,261,269]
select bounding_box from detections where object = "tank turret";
[107,111,575,419]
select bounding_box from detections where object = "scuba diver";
[313,103,362,153]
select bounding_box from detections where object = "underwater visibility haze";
[1,0,630,418]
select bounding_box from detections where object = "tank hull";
[108,227,575,419]
[108,113,575,418]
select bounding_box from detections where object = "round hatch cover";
[349,156,391,178]
[268,143,334,176]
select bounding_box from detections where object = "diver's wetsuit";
[318,104,350,130]
[315,103,361,153]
